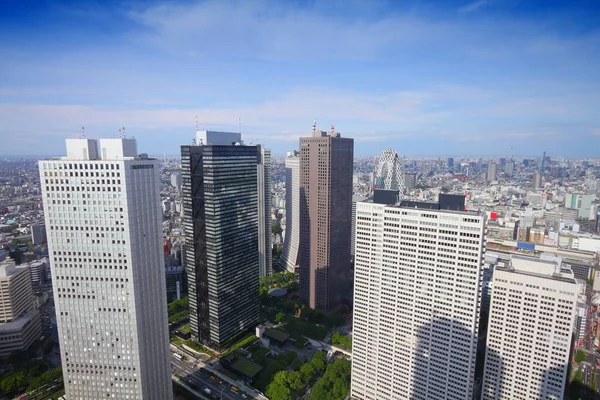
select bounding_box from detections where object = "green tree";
[266,372,292,400]
[575,350,586,363]
[275,312,285,324]
[272,225,282,235]
[300,362,317,385]
[286,371,304,391]
[310,351,327,372]
[310,380,329,400]
[1,371,26,393]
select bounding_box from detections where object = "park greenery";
[331,332,351,350]
[265,351,328,400]
[259,272,298,296]
[575,349,586,363]
[168,296,189,324]
[0,363,62,398]
[310,358,351,400]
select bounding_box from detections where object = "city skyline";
[1,0,600,157]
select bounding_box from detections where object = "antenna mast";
[81,126,85,139]
[195,115,198,131]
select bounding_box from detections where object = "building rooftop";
[0,310,38,333]
[497,254,577,284]
[0,259,28,278]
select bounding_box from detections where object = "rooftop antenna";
[81,126,85,139]
[312,119,317,133]
[330,123,335,135]
[118,128,123,139]
[195,115,198,131]
[121,127,125,139]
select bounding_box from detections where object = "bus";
[173,353,183,361]
[231,386,239,393]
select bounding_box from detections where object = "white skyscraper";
[280,151,299,273]
[481,255,577,400]
[351,199,485,400]
[375,148,404,192]
[258,146,272,276]
[40,138,172,400]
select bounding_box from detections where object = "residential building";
[30,223,47,245]
[258,146,272,276]
[482,255,578,400]
[299,126,353,310]
[280,151,300,273]
[351,198,485,400]
[181,134,260,348]
[39,138,172,400]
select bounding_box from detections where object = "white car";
[203,388,211,394]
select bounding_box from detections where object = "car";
[209,375,216,380]
[242,394,247,398]
[203,388,211,394]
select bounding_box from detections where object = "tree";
[310,351,327,372]
[272,225,282,235]
[310,380,329,400]
[266,379,291,400]
[300,363,317,384]
[275,312,285,324]
[286,371,304,391]
[1,371,26,393]
[575,350,586,363]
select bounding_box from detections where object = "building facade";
[299,128,353,310]
[280,151,300,273]
[0,260,42,358]
[30,223,47,245]
[487,162,498,182]
[258,146,272,276]
[181,140,260,348]
[375,149,404,192]
[40,138,172,400]
[481,255,578,400]
[351,201,485,400]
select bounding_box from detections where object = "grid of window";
[351,203,484,400]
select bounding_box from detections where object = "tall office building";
[504,160,514,176]
[403,172,417,191]
[258,146,272,276]
[350,195,368,261]
[375,149,404,192]
[280,151,300,273]
[181,132,260,348]
[447,157,454,169]
[351,197,485,400]
[481,255,577,400]
[299,126,353,310]
[40,138,172,400]
[0,259,42,357]
[487,162,498,182]
[30,223,47,245]
[534,172,542,189]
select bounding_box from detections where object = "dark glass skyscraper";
[181,143,260,349]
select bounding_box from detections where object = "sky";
[1,0,599,157]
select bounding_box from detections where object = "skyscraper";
[299,126,353,310]
[375,148,404,192]
[181,132,260,348]
[533,171,542,189]
[481,255,577,400]
[487,161,498,182]
[351,198,485,400]
[280,151,300,273]
[447,157,454,169]
[258,146,272,276]
[40,138,172,400]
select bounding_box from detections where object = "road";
[170,349,266,400]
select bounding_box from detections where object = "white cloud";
[458,0,493,14]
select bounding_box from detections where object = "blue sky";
[1,0,599,157]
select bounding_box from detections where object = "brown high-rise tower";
[299,125,354,310]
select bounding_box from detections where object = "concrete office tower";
[481,255,577,400]
[565,193,595,220]
[447,157,454,169]
[350,195,368,261]
[258,146,272,276]
[280,151,300,273]
[181,135,260,348]
[534,171,542,189]
[0,259,42,357]
[403,172,417,191]
[30,223,47,245]
[39,138,172,400]
[351,200,485,400]
[299,126,353,310]
[504,160,514,176]
[487,161,498,182]
[170,173,182,188]
[375,148,404,192]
